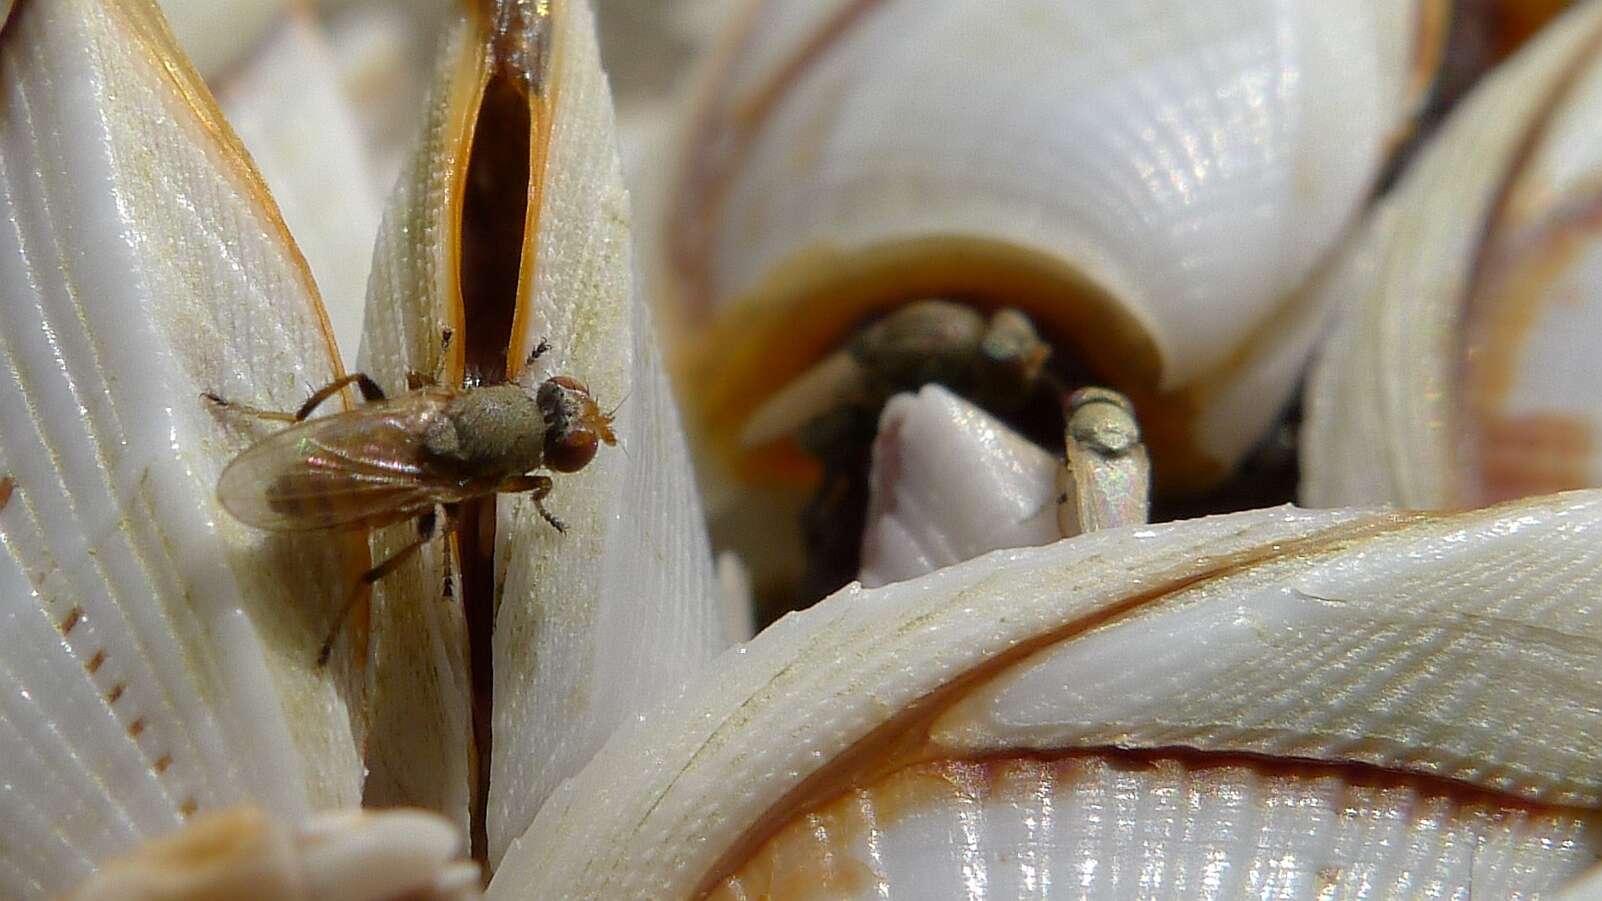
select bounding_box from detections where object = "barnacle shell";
[1303,0,1602,509]
[0,0,366,894]
[643,0,1446,588]
[211,8,385,366]
[860,385,1151,588]
[154,0,291,77]
[494,490,1602,898]
[355,0,723,866]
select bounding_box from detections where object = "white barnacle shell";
[0,0,721,894]
[207,7,387,366]
[12,0,1602,898]
[857,385,1061,588]
[1303,0,1602,510]
[0,0,367,893]
[495,490,1602,898]
[353,0,724,870]
[640,0,1447,586]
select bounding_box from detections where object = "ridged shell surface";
[0,0,362,895]
[354,8,480,835]
[487,0,723,866]
[213,9,384,366]
[492,492,1602,898]
[652,0,1440,500]
[1303,1,1602,509]
[354,0,724,869]
[714,755,1599,900]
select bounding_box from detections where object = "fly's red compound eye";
[546,428,600,473]
[538,376,614,471]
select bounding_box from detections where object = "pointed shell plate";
[355,0,724,868]
[0,0,368,894]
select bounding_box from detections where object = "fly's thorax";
[425,384,548,480]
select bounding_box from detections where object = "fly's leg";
[439,502,461,600]
[408,328,453,390]
[316,506,453,666]
[295,372,386,420]
[524,337,551,370]
[201,392,297,423]
[204,372,386,424]
[501,474,562,532]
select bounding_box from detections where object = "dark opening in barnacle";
[775,298,1303,622]
[455,13,548,862]
[787,299,1079,608]
[459,76,531,388]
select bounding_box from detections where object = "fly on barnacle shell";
[205,342,617,664]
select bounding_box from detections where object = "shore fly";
[205,344,615,663]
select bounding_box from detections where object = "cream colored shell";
[493,491,1602,898]
[355,0,724,869]
[0,0,722,895]
[646,0,1444,507]
[0,0,364,894]
[1303,1,1602,509]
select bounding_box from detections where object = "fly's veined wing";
[217,389,457,531]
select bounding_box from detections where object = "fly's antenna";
[605,388,632,421]
[604,389,632,459]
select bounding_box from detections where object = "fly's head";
[536,376,617,473]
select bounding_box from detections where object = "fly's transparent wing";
[217,390,458,531]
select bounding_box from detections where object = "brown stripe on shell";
[1456,14,1602,506]
[666,0,890,321]
[1481,412,1595,501]
[693,511,1432,894]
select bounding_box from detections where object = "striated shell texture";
[0,0,367,894]
[714,755,1598,900]
[646,0,1445,505]
[494,491,1602,898]
[12,1,1602,899]
[353,0,724,868]
[1303,0,1602,509]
